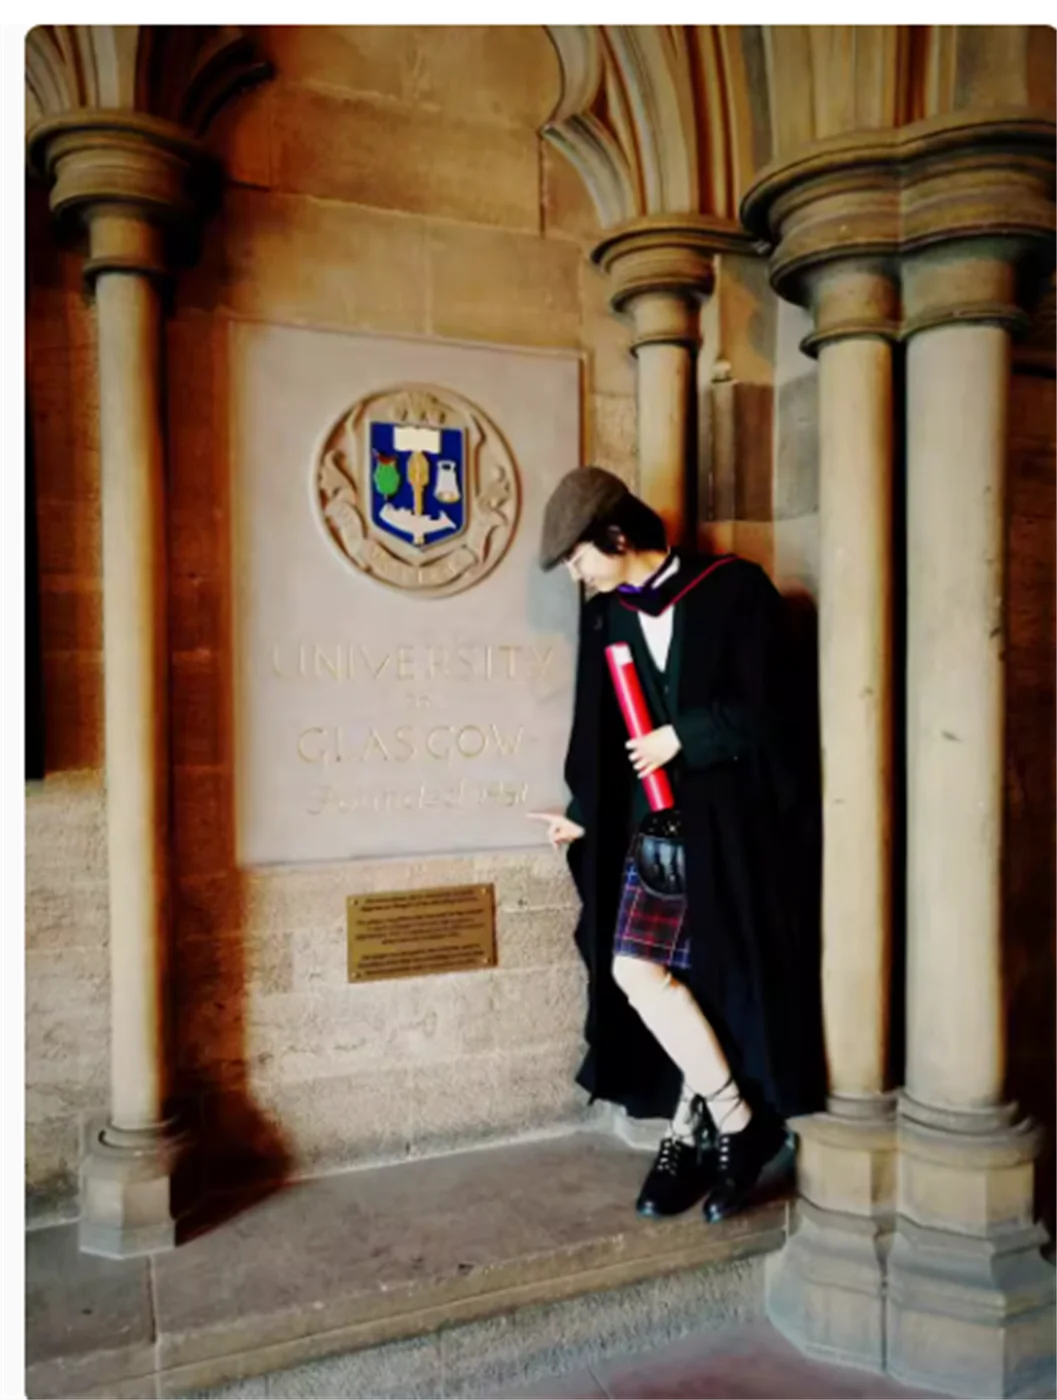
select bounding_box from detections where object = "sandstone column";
[808,264,897,1116]
[24,51,265,1246]
[903,296,1010,1117]
[741,157,902,1376]
[92,211,173,1153]
[890,234,1056,1399]
[593,217,749,545]
[745,113,1056,1393]
[26,116,206,1256]
[27,26,268,1257]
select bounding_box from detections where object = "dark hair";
[575,492,667,557]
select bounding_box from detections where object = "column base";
[78,1114,191,1259]
[887,1217,1055,1398]
[887,1099,1056,1398]
[766,1105,896,1373]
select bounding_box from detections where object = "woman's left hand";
[626,725,681,778]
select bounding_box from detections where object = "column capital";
[25,24,271,288]
[28,111,212,285]
[900,242,1032,341]
[592,213,756,350]
[742,109,1056,337]
[799,258,901,358]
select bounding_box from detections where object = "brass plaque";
[347,883,496,983]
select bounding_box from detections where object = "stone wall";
[699,254,779,573]
[25,186,108,1219]
[770,300,818,601]
[24,25,637,1219]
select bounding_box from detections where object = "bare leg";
[611,954,751,1133]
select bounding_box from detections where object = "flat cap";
[539,466,630,570]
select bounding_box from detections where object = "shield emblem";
[368,420,466,551]
[315,384,520,598]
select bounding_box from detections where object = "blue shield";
[368,421,466,551]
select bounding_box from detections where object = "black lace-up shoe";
[702,1110,788,1223]
[635,1097,718,1218]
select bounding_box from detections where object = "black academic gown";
[563,552,826,1123]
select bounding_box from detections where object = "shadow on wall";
[25,179,110,1221]
[25,181,103,776]
[1002,376,1056,1239]
[165,292,293,1240]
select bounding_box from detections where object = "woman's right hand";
[526,811,586,849]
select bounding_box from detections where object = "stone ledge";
[26,1130,788,1399]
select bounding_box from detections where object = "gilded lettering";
[528,645,554,680]
[306,784,334,815]
[297,727,328,763]
[489,724,524,757]
[314,645,342,681]
[426,726,451,760]
[497,644,520,679]
[392,724,416,761]
[456,725,487,759]
[361,647,392,680]
[361,728,391,762]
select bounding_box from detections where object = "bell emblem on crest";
[434,459,461,505]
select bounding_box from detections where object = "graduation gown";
[563,552,826,1123]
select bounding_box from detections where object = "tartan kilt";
[611,851,691,971]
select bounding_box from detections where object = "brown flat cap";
[539,466,630,570]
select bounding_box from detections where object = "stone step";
[26,1129,790,1399]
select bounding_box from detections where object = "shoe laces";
[717,1133,735,1170]
[689,1094,716,1146]
[655,1134,685,1175]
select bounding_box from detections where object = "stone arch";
[543,25,1056,230]
[26,24,269,135]
[542,25,770,230]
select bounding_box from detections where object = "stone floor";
[26,1130,792,1399]
[501,1318,942,1399]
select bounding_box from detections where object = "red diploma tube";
[605,643,675,812]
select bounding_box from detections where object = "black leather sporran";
[633,807,686,898]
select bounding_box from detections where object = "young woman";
[529,466,825,1222]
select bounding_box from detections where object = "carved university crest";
[314,385,520,598]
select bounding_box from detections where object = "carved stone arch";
[542,26,639,227]
[761,25,908,161]
[542,24,765,230]
[603,25,699,214]
[758,25,1052,169]
[25,24,270,138]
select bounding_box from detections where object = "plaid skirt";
[612,851,691,971]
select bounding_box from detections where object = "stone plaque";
[230,322,580,864]
[347,884,496,983]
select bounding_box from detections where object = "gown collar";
[616,550,735,617]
